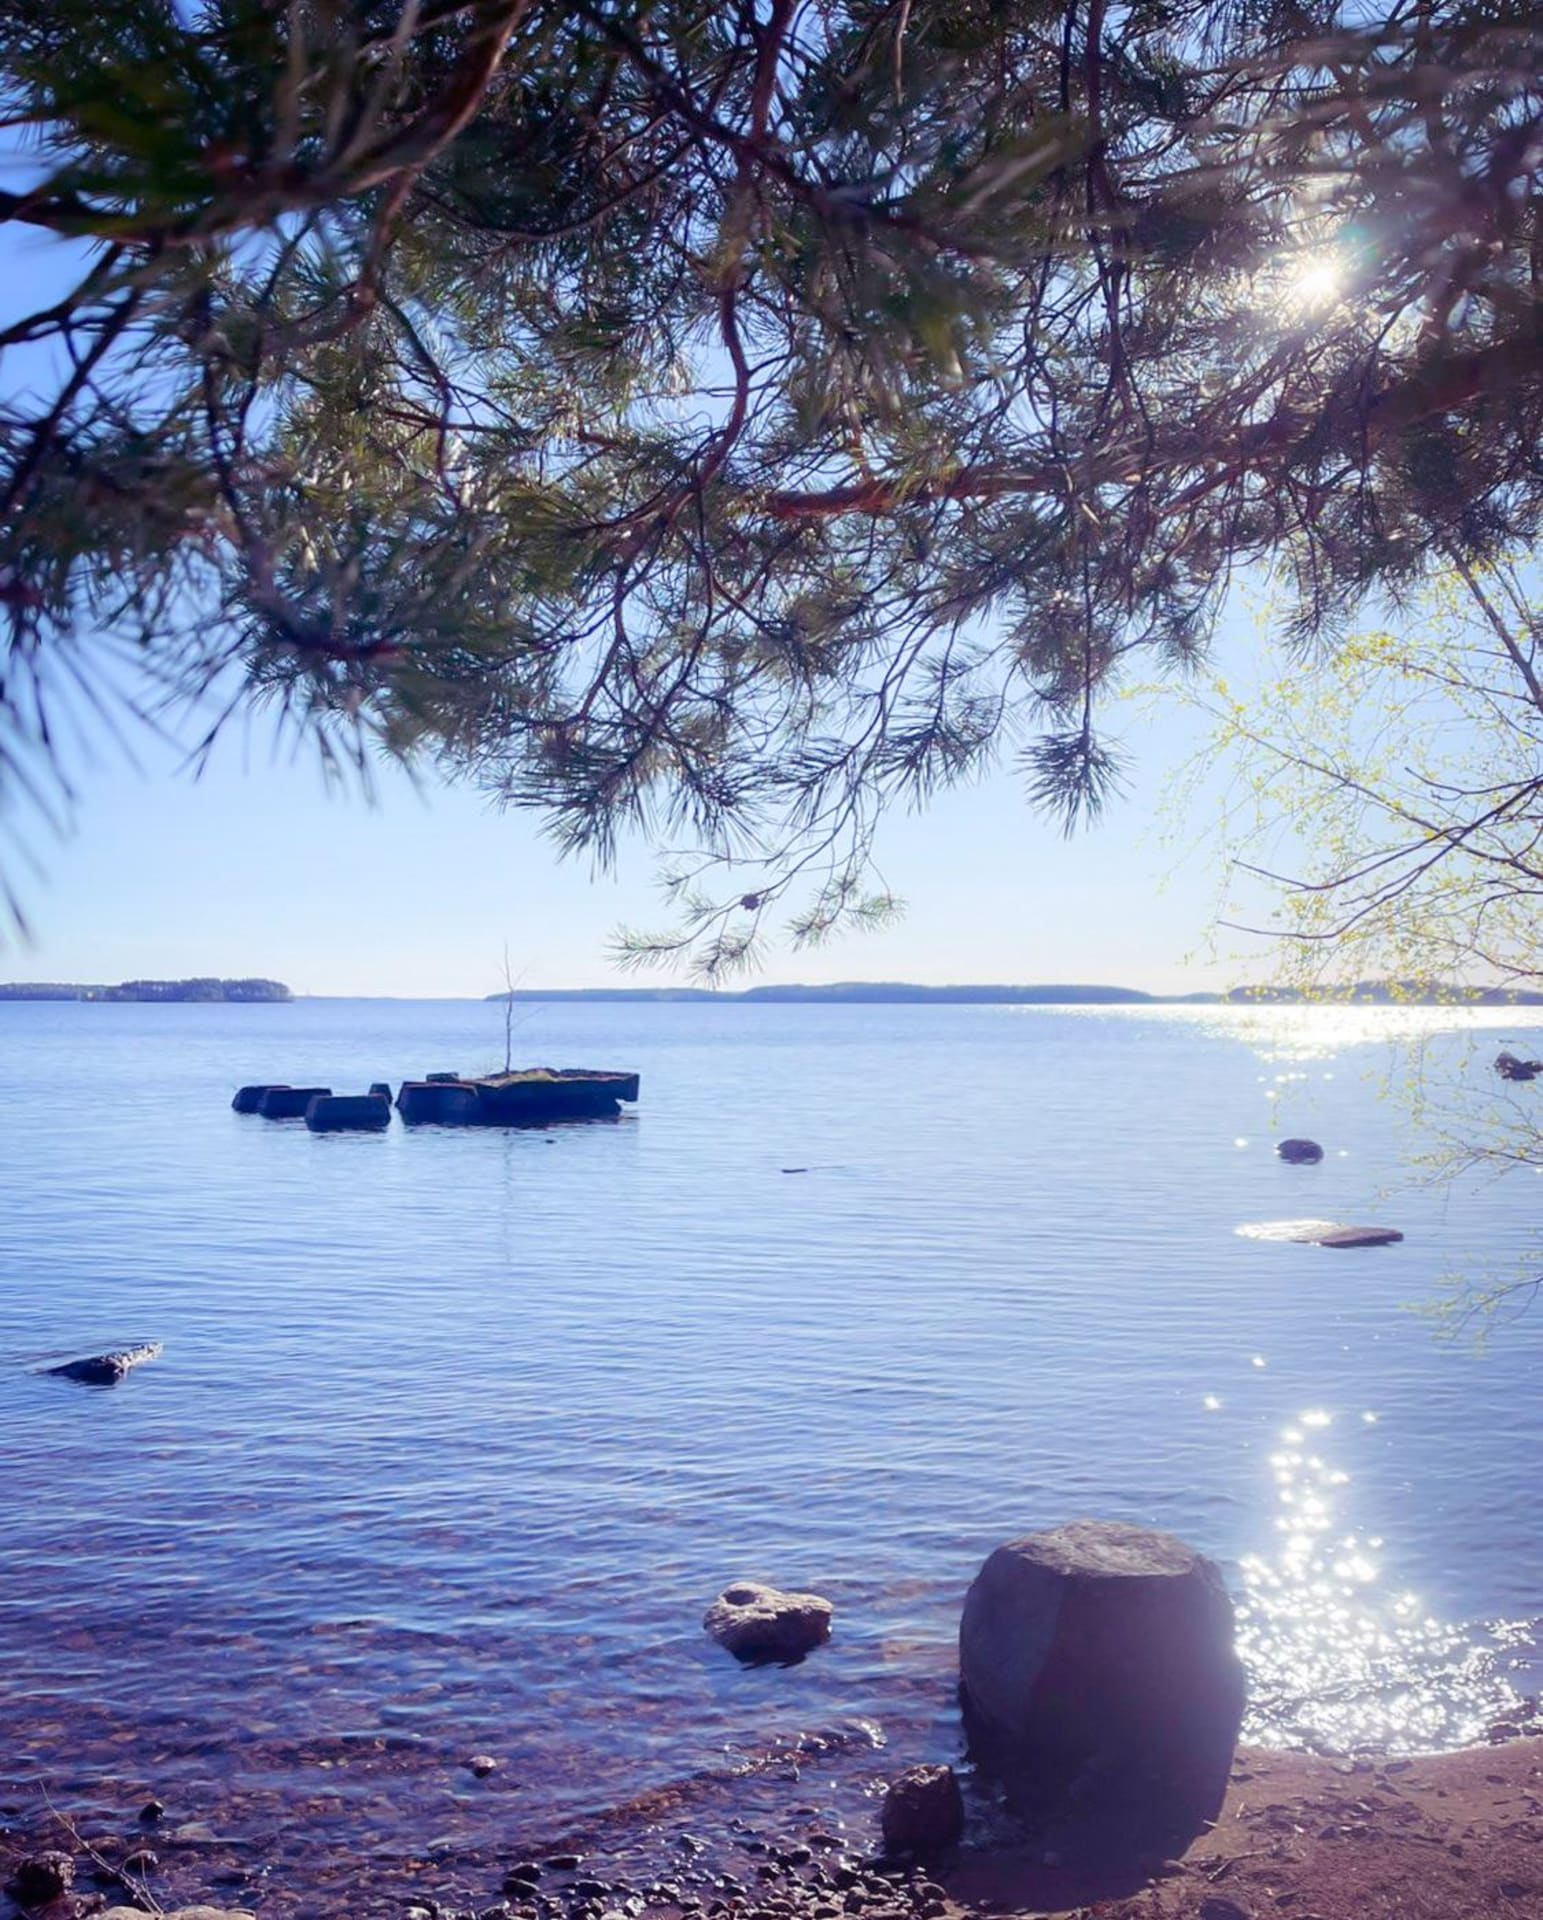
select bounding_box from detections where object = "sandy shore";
[940,1738,1543,1919]
[4,1737,1539,1920]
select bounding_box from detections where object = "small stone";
[8,1853,75,1904]
[503,1879,541,1900]
[123,1848,160,1873]
[140,1798,166,1824]
[546,1856,583,1872]
[1199,1901,1251,1920]
[879,1766,964,1856]
[466,1754,499,1777]
[703,1582,833,1663]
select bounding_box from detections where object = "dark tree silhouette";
[2,0,1540,964]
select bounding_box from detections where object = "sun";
[1280,250,1345,315]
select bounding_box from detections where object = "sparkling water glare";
[1,997,1539,1856]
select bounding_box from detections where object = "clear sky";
[2,646,1281,997]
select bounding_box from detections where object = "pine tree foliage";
[2,0,1540,962]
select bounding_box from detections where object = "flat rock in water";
[44,1341,163,1384]
[1315,1224,1405,1248]
[704,1580,833,1662]
[1236,1219,1403,1248]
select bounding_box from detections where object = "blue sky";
[3,658,1278,996]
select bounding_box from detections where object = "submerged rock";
[45,1341,162,1385]
[704,1581,834,1662]
[102,1910,255,1920]
[959,1520,1244,1816]
[7,1852,74,1903]
[880,1764,964,1856]
[1276,1137,1324,1163]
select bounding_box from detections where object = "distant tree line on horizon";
[0,978,292,1002]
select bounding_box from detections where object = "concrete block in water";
[232,1084,288,1114]
[472,1069,639,1125]
[396,1080,481,1125]
[256,1086,332,1119]
[306,1093,392,1132]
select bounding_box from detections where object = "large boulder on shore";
[881,1763,964,1856]
[959,1521,1244,1809]
[703,1581,833,1663]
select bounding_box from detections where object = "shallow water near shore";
[2,998,1540,1893]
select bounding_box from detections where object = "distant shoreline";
[482,979,1543,1007]
[5,977,1540,1007]
[0,977,291,1003]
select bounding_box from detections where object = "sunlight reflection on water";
[1239,1412,1531,1753]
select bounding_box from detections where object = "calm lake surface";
[2,998,1540,1874]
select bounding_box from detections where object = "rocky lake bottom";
[4,999,1542,1915]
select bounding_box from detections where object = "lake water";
[2,998,1540,1889]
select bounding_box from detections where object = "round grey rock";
[959,1520,1244,1803]
[703,1581,833,1662]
